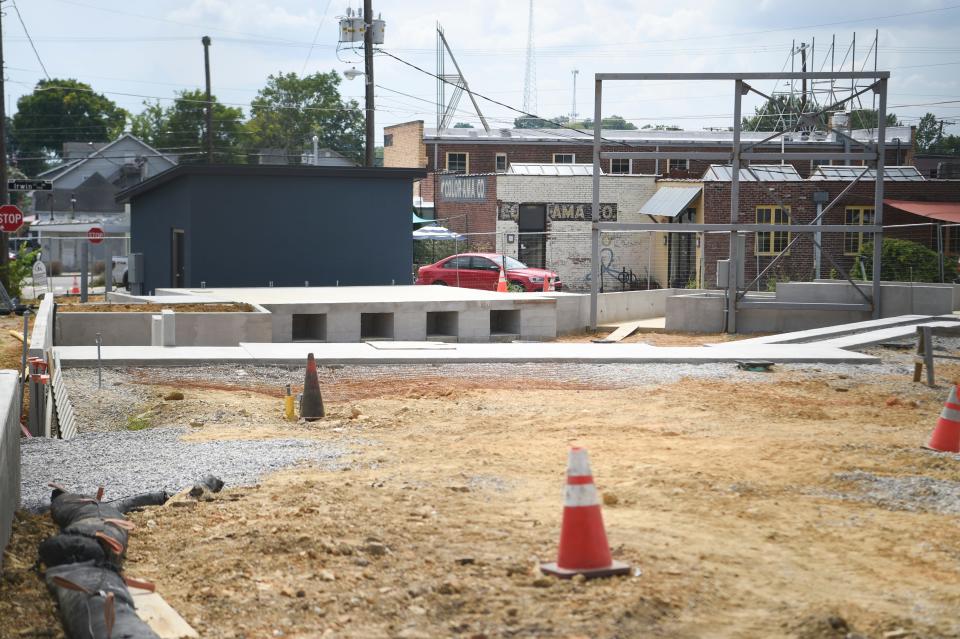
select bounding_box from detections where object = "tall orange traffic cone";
[542,275,552,293]
[300,353,325,421]
[927,384,960,453]
[496,268,508,293]
[69,275,80,295]
[541,447,630,579]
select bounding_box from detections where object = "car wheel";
[432,280,447,285]
[510,280,526,292]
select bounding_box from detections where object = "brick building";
[700,167,960,287]
[385,120,915,180]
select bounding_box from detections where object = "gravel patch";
[20,427,347,512]
[831,469,960,515]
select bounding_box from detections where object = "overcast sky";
[6,0,960,144]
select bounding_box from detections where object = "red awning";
[884,199,960,223]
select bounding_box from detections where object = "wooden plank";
[592,321,643,344]
[129,587,199,639]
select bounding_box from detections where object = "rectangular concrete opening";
[292,314,327,341]
[361,312,394,340]
[490,309,521,337]
[426,311,458,339]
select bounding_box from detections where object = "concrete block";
[150,315,163,346]
[393,311,427,341]
[665,293,725,333]
[520,305,557,341]
[161,310,175,347]
[456,309,491,342]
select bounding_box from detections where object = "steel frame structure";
[590,71,890,332]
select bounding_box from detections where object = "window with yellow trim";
[843,206,875,255]
[755,205,791,255]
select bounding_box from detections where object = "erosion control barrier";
[40,484,172,639]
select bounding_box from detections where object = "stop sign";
[87,227,104,244]
[0,204,23,233]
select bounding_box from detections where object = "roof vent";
[499,129,512,138]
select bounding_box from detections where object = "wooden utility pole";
[363,0,374,167]
[0,3,9,278]
[202,36,213,164]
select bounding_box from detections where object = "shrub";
[50,261,63,276]
[92,261,106,275]
[854,238,956,283]
[0,245,40,299]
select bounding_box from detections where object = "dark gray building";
[117,164,426,292]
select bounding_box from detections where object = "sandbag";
[46,561,160,639]
[108,491,170,514]
[50,492,125,529]
[39,534,115,570]
[189,474,224,497]
[62,518,132,565]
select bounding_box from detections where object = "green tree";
[244,71,364,163]
[849,109,901,129]
[641,123,682,131]
[129,90,244,163]
[930,134,960,155]
[513,115,565,129]
[743,95,899,132]
[855,238,955,283]
[12,78,127,175]
[452,122,474,128]
[578,115,637,130]
[916,112,942,151]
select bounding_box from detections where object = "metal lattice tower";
[570,69,579,122]
[522,0,537,114]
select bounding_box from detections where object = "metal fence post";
[871,77,888,318]
[589,76,602,330]
[80,241,89,303]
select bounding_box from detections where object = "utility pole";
[0,3,9,278]
[363,0,375,167]
[202,36,213,164]
[799,43,808,111]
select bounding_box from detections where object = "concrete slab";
[155,285,542,305]
[709,315,932,346]
[366,342,456,350]
[818,321,960,350]
[55,342,878,367]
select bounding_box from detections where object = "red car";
[416,253,561,292]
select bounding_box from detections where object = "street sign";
[8,179,52,191]
[0,205,24,233]
[87,227,105,244]
[32,260,48,296]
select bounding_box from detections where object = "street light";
[343,67,363,81]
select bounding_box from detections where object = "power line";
[301,0,333,75]
[10,1,50,79]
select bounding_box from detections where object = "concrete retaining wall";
[666,281,956,334]
[55,310,273,347]
[0,370,20,569]
[28,294,55,359]
[550,288,690,334]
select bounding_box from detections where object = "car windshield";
[492,256,527,270]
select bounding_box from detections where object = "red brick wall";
[701,180,960,286]
[424,142,907,179]
[430,173,498,252]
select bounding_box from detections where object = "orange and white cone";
[300,353,325,421]
[541,447,630,579]
[70,275,80,295]
[927,384,960,453]
[496,268,508,293]
[542,275,551,293]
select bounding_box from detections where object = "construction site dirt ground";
[4,345,960,638]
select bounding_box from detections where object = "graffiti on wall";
[496,202,618,222]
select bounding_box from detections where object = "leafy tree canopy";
[742,95,899,132]
[641,123,682,131]
[577,115,637,130]
[513,115,566,129]
[12,78,127,175]
[130,90,244,164]
[244,71,364,163]
[453,122,474,128]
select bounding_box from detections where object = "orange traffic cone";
[541,447,630,579]
[927,384,960,453]
[69,275,80,295]
[496,268,508,293]
[542,275,552,293]
[300,353,325,421]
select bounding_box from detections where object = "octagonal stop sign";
[87,227,104,244]
[0,204,24,233]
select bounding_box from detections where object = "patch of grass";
[126,415,151,431]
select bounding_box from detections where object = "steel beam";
[728,79,744,333]
[596,223,879,233]
[596,72,888,81]
[600,151,877,161]
[589,78,601,331]
[872,77,888,319]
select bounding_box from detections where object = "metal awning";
[639,186,702,218]
[884,199,960,223]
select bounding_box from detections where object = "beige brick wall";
[384,121,427,168]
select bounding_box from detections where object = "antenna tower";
[436,24,490,133]
[570,69,579,123]
[522,0,537,114]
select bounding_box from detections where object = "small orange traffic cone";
[542,275,552,293]
[496,268,508,293]
[541,447,630,579]
[927,384,960,453]
[69,275,80,295]
[300,353,325,421]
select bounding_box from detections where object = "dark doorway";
[171,228,185,287]
[518,204,546,268]
[667,208,696,287]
